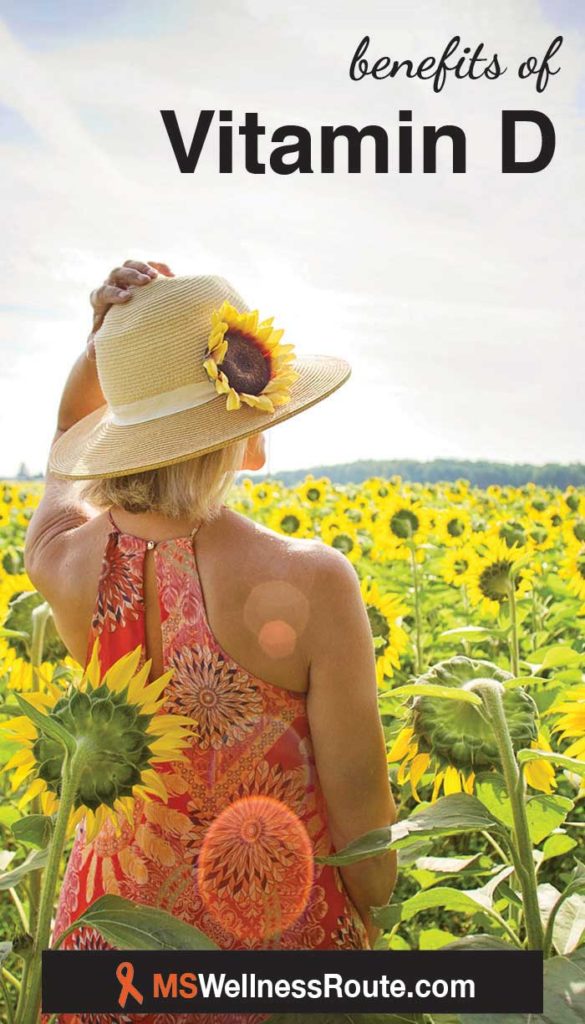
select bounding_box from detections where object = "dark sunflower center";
[367,606,390,651]
[531,498,547,512]
[566,493,580,512]
[221,331,271,396]
[500,521,527,548]
[479,559,517,601]
[577,554,585,580]
[447,518,465,538]
[453,558,469,575]
[306,487,321,502]
[572,519,585,542]
[281,514,300,534]
[391,509,419,539]
[530,525,548,545]
[332,533,354,555]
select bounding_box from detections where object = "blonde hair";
[80,440,247,521]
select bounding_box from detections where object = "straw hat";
[49,275,350,479]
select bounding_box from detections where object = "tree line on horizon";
[262,458,585,489]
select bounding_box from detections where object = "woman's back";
[51,505,324,694]
[52,505,370,958]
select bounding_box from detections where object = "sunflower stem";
[17,749,82,1024]
[476,682,544,951]
[507,581,520,677]
[28,603,52,940]
[408,543,424,674]
[480,829,509,865]
[8,887,29,933]
[1,972,15,1024]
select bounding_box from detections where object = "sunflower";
[250,481,282,509]
[563,516,585,547]
[559,544,585,602]
[436,509,472,547]
[299,477,330,505]
[269,504,312,538]
[6,653,78,693]
[360,578,408,682]
[441,545,475,587]
[372,497,432,560]
[522,731,557,794]
[525,520,555,553]
[387,656,544,801]
[562,487,583,515]
[549,684,585,761]
[490,518,530,550]
[0,643,193,841]
[203,302,299,412]
[320,513,362,564]
[466,537,534,616]
[0,571,33,622]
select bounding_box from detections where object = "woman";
[25,260,396,974]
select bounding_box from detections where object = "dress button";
[146,540,155,550]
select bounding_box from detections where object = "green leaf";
[401,886,493,919]
[527,645,585,670]
[12,814,53,848]
[318,795,507,865]
[418,928,458,950]
[539,884,585,956]
[14,694,76,757]
[563,861,585,900]
[377,868,516,933]
[528,795,574,845]
[443,934,513,951]
[68,895,218,950]
[387,683,482,706]
[475,773,513,826]
[518,748,585,779]
[541,833,578,863]
[475,775,573,843]
[0,628,29,641]
[0,848,48,890]
[440,626,505,641]
[0,805,20,829]
[504,675,549,688]
[414,853,482,874]
[371,902,403,929]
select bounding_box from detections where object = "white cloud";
[0,0,583,475]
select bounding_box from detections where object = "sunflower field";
[1,475,584,1024]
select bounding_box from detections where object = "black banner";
[43,949,543,1014]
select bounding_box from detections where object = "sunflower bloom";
[1,642,194,841]
[203,302,299,413]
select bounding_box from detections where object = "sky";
[0,0,583,477]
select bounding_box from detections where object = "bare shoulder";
[214,508,363,619]
[25,482,109,605]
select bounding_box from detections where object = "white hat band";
[110,379,216,426]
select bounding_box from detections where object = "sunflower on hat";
[203,302,299,413]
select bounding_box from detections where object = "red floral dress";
[53,513,368,1024]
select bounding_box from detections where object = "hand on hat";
[87,260,175,356]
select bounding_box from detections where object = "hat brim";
[49,356,351,479]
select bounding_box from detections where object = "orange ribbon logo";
[116,961,144,1008]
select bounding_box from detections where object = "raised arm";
[24,260,171,595]
[306,546,397,945]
